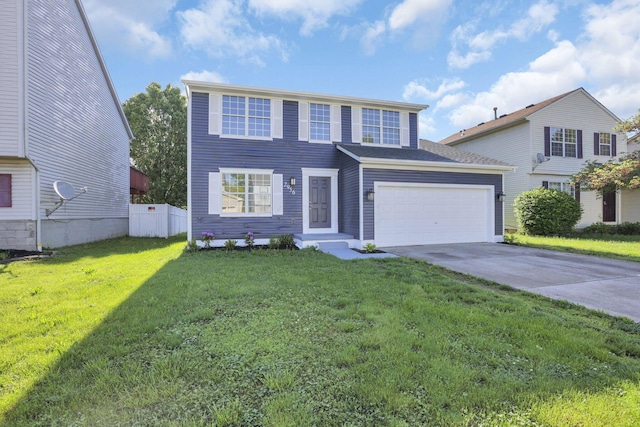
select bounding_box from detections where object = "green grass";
[506,233,640,262]
[1,236,640,426]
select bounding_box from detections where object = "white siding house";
[0,0,133,250]
[439,88,640,230]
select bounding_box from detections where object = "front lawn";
[506,233,640,263]
[1,236,640,426]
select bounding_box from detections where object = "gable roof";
[439,88,619,146]
[337,142,513,172]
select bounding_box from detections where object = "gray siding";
[26,0,130,223]
[338,154,360,238]
[362,169,503,239]
[0,0,22,157]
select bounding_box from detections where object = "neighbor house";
[183,81,513,249]
[439,88,640,230]
[0,0,133,250]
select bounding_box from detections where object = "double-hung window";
[598,132,611,156]
[310,103,330,142]
[222,95,271,138]
[0,174,11,207]
[547,181,575,198]
[221,171,272,215]
[362,108,400,145]
[551,127,577,157]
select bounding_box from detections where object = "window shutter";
[330,104,342,142]
[298,102,309,141]
[544,127,550,156]
[400,112,410,147]
[593,133,600,155]
[574,183,580,204]
[0,174,11,207]
[542,181,549,189]
[271,99,283,139]
[209,94,222,135]
[612,134,617,156]
[208,172,221,215]
[577,130,583,158]
[352,106,362,143]
[272,174,283,215]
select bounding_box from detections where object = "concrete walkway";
[383,243,640,322]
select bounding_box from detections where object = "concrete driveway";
[383,243,640,322]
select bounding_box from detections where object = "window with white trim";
[547,181,575,198]
[362,108,400,145]
[551,127,577,157]
[222,172,272,215]
[310,103,330,141]
[598,132,611,156]
[222,95,270,137]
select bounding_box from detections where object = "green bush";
[582,221,640,235]
[514,188,582,236]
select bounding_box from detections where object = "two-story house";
[0,0,133,251]
[439,88,640,230]
[184,81,513,249]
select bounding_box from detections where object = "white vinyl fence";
[129,204,187,238]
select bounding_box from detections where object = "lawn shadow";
[3,243,640,425]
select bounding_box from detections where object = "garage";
[374,183,494,246]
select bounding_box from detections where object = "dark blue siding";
[338,154,360,238]
[409,113,418,149]
[362,169,504,240]
[341,106,352,143]
[191,92,345,240]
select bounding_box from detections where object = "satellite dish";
[536,153,548,164]
[53,181,76,200]
[46,181,88,216]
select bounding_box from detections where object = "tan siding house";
[440,88,640,230]
[0,0,133,250]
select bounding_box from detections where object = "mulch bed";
[0,249,53,263]
[351,248,387,254]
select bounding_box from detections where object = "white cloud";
[448,40,586,131]
[180,70,227,84]
[248,0,363,36]
[435,92,469,110]
[178,0,289,66]
[448,0,558,69]
[418,112,437,138]
[83,0,175,59]
[388,0,452,31]
[360,21,387,55]
[403,78,466,101]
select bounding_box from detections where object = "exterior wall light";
[367,189,375,201]
[496,191,506,202]
[289,177,296,186]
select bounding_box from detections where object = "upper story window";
[551,127,577,157]
[310,103,330,142]
[362,108,400,145]
[0,174,11,207]
[221,171,272,216]
[594,132,617,157]
[222,95,270,138]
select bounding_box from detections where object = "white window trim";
[217,168,277,217]
[301,102,342,144]
[209,94,283,140]
[599,132,612,156]
[354,108,409,146]
[301,168,339,234]
[551,127,577,158]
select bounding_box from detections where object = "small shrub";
[201,231,214,248]
[278,234,296,250]
[185,238,199,253]
[581,222,612,234]
[581,221,640,236]
[0,251,8,261]
[224,239,237,251]
[363,243,377,253]
[514,187,582,236]
[244,231,255,249]
[269,236,279,249]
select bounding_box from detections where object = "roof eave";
[443,117,528,146]
[181,80,429,112]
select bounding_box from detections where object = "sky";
[83,0,640,142]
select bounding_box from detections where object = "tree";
[123,83,187,207]
[571,109,640,194]
[514,188,582,235]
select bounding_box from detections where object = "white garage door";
[375,183,493,246]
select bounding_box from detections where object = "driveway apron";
[383,243,640,322]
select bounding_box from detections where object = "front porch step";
[316,241,349,250]
[293,233,355,249]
